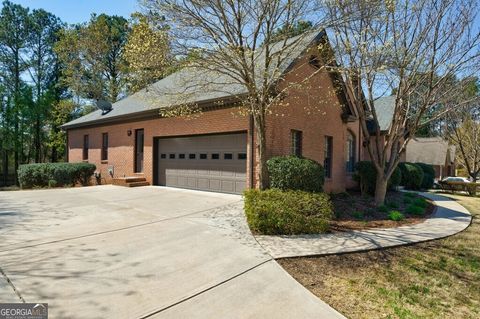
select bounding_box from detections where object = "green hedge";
[267,156,324,192]
[353,161,402,195]
[415,163,435,189]
[398,162,424,190]
[244,188,333,235]
[18,163,96,189]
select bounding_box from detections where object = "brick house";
[406,137,456,179]
[62,31,364,194]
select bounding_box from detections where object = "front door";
[135,129,144,173]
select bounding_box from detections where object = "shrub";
[353,161,402,195]
[378,205,389,213]
[387,201,399,209]
[267,156,325,192]
[416,163,435,189]
[388,210,405,221]
[243,188,334,235]
[18,163,96,189]
[413,197,427,208]
[404,192,416,198]
[398,163,424,190]
[352,211,364,220]
[406,204,425,216]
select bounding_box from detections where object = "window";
[346,131,356,173]
[224,153,233,160]
[135,129,144,173]
[83,135,89,160]
[291,130,303,156]
[238,153,247,160]
[189,154,196,159]
[179,154,185,159]
[200,153,207,159]
[160,153,166,159]
[324,136,333,178]
[169,153,175,159]
[101,133,108,161]
[211,153,220,160]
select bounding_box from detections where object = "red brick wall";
[68,108,251,186]
[264,47,360,193]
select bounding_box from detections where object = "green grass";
[279,194,480,319]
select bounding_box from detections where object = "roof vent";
[96,99,113,115]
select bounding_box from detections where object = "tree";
[124,13,171,92]
[29,8,63,162]
[445,78,480,181]
[47,99,77,162]
[271,20,313,42]
[55,14,129,103]
[0,0,30,181]
[322,0,480,204]
[141,0,325,189]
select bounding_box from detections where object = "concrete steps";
[112,177,150,187]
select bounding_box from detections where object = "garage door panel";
[156,133,247,194]
[221,181,235,192]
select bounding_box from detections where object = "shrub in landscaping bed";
[398,162,424,190]
[267,156,324,192]
[18,163,96,189]
[353,161,402,195]
[388,210,405,221]
[244,188,333,235]
[416,163,435,189]
[406,204,425,216]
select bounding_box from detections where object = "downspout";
[249,115,255,189]
[66,129,69,162]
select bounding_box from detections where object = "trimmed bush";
[398,162,424,190]
[353,161,402,195]
[388,210,405,221]
[416,163,435,189]
[406,204,425,216]
[18,163,96,189]
[267,156,324,192]
[378,205,389,213]
[413,197,427,208]
[244,188,333,235]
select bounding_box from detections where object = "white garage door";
[156,133,247,194]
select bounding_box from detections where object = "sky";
[9,0,139,24]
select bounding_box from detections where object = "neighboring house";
[368,97,456,179]
[62,30,362,194]
[406,137,456,179]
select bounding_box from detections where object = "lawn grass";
[279,194,480,319]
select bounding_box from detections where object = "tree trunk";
[254,115,269,190]
[374,173,388,206]
[34,117,41,163]
[3,150,8,187]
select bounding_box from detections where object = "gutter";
[60,94,248,131]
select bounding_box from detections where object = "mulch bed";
[329,191,435,231]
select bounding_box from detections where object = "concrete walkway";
[256,192,472,259]
[0,186,345,319]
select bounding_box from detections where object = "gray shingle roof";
[373,96,396,131]
[406,137,456,166]
[62,30,324,129]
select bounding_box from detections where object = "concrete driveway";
[0,185,343,318]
